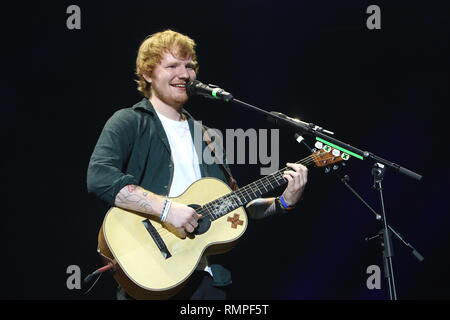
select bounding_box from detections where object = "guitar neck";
[198,154,316,220]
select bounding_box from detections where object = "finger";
[185,223,194,233]
[285,170,300,183]
[286,163,303,172]
[191,219,199,228]
[188,221,198,230]
[190,213,199,224]
[285,171,302,189]
[283,170,296,176]
[177,227,187,238]
[288,163,309,175]
[283,174,294,185]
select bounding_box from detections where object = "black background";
[1,0,449,300]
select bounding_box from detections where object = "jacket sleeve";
[87,109,139,206]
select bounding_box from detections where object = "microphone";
[186,80,233,102]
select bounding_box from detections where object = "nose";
[177,66,190,80]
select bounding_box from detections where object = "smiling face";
[144,51,197,110]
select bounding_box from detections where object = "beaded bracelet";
[160,199,172,222]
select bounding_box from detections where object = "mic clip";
[208,84,233,102]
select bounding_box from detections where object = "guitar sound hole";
[188,204,211,235]
[193,217,211,235]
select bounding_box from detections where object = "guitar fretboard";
[197,154,314,221]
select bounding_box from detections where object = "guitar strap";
[183,109,239,191]
[202,125,239,191]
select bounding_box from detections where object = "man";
[87,29,308,299]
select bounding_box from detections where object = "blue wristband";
[279,195,295,210]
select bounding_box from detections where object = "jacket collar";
[132,98,192,120]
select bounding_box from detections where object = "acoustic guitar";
[97,144,347,299]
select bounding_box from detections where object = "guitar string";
[150,161,315,237]
[198,152,339,220]
[162,153,339,234]
[153,157,319,236]
[152,152,340,235]
[194,151,339,221]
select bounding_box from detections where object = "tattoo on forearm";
[116,185,154,214]
[127,185,137,193]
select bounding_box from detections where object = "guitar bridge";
[142,219,172,259]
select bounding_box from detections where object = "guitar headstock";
[311,142,350,168]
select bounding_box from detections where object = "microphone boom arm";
[230,96,422,181]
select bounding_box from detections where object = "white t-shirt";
[156,111,202,197]
[155,110,212,276]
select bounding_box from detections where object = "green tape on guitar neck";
[316,137,364,160]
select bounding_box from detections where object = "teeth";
[173,84,185,87]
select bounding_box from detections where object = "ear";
[142,73,152,84]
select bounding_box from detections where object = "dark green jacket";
[87,98,234,205]
[87,98,233,286]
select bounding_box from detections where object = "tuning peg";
[324,167,331,173]
[295,135,305,143]
[332,149,341,157]
[314,141,323,149]
[332,165,339,171]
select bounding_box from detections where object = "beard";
[151,84,188,109]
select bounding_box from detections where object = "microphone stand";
[228,97,422,181]
[372,161,398,299]
[224,96,424,300]
[296,137,423,300]
[337,172,424,263]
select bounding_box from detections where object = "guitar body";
[96,146,346,299]
[98,177,248,300]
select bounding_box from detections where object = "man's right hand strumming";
[165,202,202,238]
[115,184,201,238]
